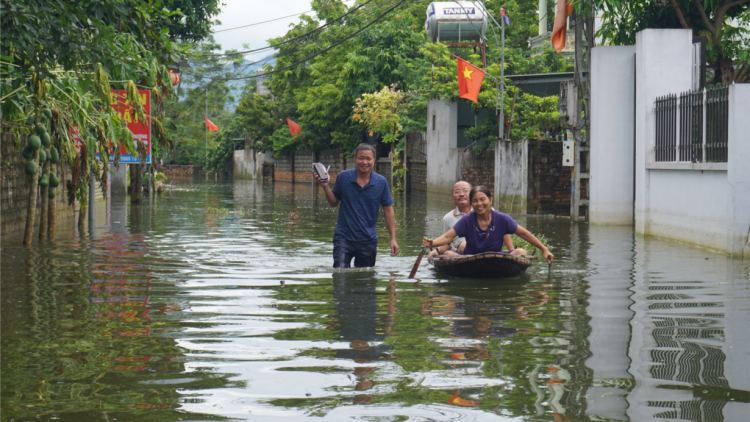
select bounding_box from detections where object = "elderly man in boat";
[427,181,515,260]
[423,185,554,264]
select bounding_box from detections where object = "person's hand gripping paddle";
[409,236,430,279]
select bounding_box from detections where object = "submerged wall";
[233,148,274,180]
[273,150,346,184]
[1,133,76,237]
[494,139,528,214]
[633,29,749,256]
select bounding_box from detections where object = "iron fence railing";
[654,86,728,163]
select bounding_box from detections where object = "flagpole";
[499,8,505,140]
[205,89,208,172]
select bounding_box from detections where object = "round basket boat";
[430,251,532,278]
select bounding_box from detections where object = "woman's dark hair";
[469,185,492,202]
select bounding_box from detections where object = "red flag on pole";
[204,115,218,132]
[552,0,573,53]
[457,58,485,103]
[287,118,301,136]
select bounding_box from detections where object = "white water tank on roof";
[425,2,487,43]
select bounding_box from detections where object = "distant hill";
[241,55,276,73]
[178,54,276,110]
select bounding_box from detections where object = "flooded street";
[2,179,748,422]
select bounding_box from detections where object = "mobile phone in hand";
[312,162,329,182]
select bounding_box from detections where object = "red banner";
[71,89,151,164]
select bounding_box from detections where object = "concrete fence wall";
[2,133,75,237]
[590,28,750,257]
[461,149,494,192]
[233,148,274,180]
[273,149,347,184]
[494,139,528,214]
[528,139,571,215]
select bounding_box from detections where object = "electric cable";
[195,0,408,82]
[214,0,357,33]
[205,0,381,58]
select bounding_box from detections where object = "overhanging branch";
[668,0,692,29]
[692,0,717,35]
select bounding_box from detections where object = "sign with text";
[111,89,151,164]
[71,89,151,164]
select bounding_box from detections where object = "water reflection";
[1,179,747,422]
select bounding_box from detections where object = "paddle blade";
[409,249,426,279]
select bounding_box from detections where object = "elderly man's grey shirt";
[442,208,469,251]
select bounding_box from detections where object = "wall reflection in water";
[627,234,749,422]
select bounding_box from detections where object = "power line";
[209,0,408,81]
[206,0,381,58]
[214,11,314,33]
[213,0,358,33]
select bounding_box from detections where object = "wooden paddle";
[408,236,430,279]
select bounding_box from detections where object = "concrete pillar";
[494,139,527,214]
[110,163,128,196]
[589,46,635,225]
[539,0,547,35]
[727,84,750,258]
[426,99,460,195]
[634,29,693,235]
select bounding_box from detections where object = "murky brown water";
[2,179,748,422]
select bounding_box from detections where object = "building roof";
[507,72,577,97]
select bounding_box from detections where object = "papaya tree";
[1,0,221,244]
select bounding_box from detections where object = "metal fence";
[655,86,728,163]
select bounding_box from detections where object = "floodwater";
[1,179,748,422]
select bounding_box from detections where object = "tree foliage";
[593,0,750,84]
[1,0,221,243]
[187,0,571,172]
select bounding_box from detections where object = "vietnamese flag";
[286,118,301,136]
[552,0,573,53]
[204,115,218,132]
[457,58,484,103]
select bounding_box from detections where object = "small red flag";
[552,0,573,53]
[287,118,301,136]
[204,115,218,132]
[457,58,485,103]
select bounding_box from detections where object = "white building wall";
[590,46,635,225]
[426,99,461,195]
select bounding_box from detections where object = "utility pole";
[570,9,594,221]
[205,88,208,175]
[499,7,505,139]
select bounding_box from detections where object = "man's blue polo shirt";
[331,169,393,242]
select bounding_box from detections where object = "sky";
[211,0,318,56]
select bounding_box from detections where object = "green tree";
[1,0,221,244]
[593,0,750,84]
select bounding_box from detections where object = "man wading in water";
[315,143,399,268]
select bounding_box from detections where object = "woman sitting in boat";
[422,185,554,264]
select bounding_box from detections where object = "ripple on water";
[1,180,748,421]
